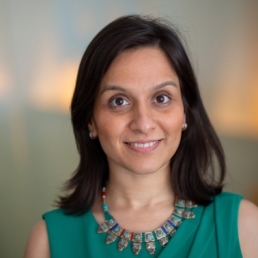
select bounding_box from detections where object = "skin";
[89,47,186,177]
[24,47,258,257]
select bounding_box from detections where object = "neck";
[106,166,175,210]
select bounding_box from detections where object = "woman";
[24,15,258,258]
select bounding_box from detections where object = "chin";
[127,164,169,176]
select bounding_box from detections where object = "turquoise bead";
[102,204,108,211]
[146,234,152,240]
[135,235,140,240]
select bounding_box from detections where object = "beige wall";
[0,1,257,257]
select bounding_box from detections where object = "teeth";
[129,141,158,148]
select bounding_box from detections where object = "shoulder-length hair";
[58,15,225,214]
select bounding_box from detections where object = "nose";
[129,103,156,134]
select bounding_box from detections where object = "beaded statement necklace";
[97,186,197,255]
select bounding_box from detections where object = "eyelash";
[108,93,172,109]
[152,94,171,104]
[109,96,130,108]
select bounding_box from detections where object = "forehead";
[100,47,178,89]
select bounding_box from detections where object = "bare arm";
[23,220,50,258]
[239,199,258,257]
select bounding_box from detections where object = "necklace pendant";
[146,241,155,255]
[145,232,155,255]
[106,231,117,244]
[120,230,132,240]
[97,222,109,233]
[154,228,167,240]
[132,232,142,243]
[144,232,155,242]
[170,215,182,226]
[132,233,142,255]
[175,198,186,208]
[164,221,175,234]
[159,236,169,247]
[186,200,197,208]
[132,242,141,255]
[107,218,117,228]
[169,229,176,237]
[174,207,185,217]
[182,210,195,219]
[155,227,169,247]
[118,238,128,251]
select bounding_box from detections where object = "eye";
[110,97,129,107]
[153,94,171,104]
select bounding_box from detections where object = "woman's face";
[88,47,185,175]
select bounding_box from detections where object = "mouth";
[125,140,161,152]
[127,140,159,148]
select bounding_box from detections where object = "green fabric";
[43,192,243,258]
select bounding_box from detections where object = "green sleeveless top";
[43,192,243,258]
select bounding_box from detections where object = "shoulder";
[214,191,242,202]
[23,220,49,258]
[43,208,91,225]
[43,208,67,220]
[213,191,242,212]
[238,199,258,257]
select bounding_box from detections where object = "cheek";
[95,113,123,140]
[163,110,185,131]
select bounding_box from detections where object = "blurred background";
[0,0,257,257]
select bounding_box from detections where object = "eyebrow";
[153,81,177,90]
[100,81,177,95]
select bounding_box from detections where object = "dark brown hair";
[58,15,225,214]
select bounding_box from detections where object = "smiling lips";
[128,141,158,148]
[125,140,161,153]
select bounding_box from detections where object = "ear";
[88,118,98,138]
[181,113,186,129]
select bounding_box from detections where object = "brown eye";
[110,97,129,107]
[154,94,170,104]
